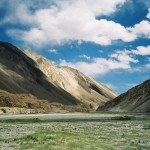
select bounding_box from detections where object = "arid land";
[0,113,150,150]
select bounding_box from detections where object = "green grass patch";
[111,115,135,120]
[15,130,115,150]
[0,113,150,150]
[0,118,46,123]
[0,118,69,123]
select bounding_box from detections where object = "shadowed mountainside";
[0,42,82,105]
[0,41,117,113]
[24,49,117,110]
[97,80,150,112]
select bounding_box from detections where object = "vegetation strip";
[0,119,150,150]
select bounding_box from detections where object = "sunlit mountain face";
[0,0,150,94]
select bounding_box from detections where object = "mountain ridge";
[97,79,150,112]
[23,48,117,110]
[0,41,117,113]
[0,41,81,105]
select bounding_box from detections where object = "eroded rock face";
[24,50,117,110]
[0,41,117,112]
[97,80,150,112]
[0,90,88,114]
[0,42,81,105]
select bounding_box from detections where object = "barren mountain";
[97,80,150,112]
[24,50,117,110]
[0,41,117,113]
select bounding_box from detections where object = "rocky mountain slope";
[0,41,117,113]
[97,80,150,112]
[23,50,117,110]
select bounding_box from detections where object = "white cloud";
[4,0,141,48]
[128,63,150,73]
[128,20,150,39]
[48,49,58,54]
[3,0,150,48]
[59,58,128,77]
[59,45,150,77]
[128,67,142,73]
[7,18,135,48]
[110,50,138,63]
[147,8,150,19]
[78,54,91,60]
[59,50,138,77]
[0,1,36,25]
[131,45,150,56]
[54,0,126,17]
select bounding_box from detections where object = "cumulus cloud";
[48,49,58,54]
[59,49,138,77]
[2,0,150,48]
[0,1,36,25]
[109,50,138,63]
[131,45,150,56]
[59,44,150,77]
[128,63,150,73]
[78,54,91,60]
[147,8,150,19]
[3,0,141,48]
[59,58,129,77]
[128,20,150,39]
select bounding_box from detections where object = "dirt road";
[0,113,124,121]
[1,112,149,121]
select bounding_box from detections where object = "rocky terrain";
[97,80,150,112]
[0,41,117,113]
[24,50,117,110]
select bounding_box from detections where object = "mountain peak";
[0,42,117,113]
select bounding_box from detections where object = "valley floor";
[0,113,150,150]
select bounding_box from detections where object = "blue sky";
[0,0,150,94]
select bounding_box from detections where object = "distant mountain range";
[0,41,149,114]
[97,80,150,112]
[0,41,117,114]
